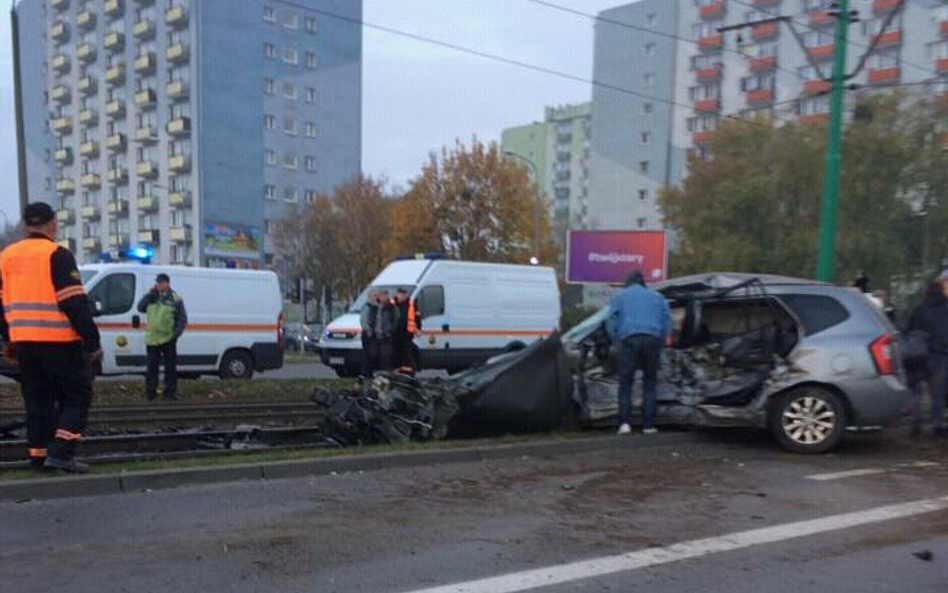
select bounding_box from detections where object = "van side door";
[88,272,144,374]
[414,284,446,369]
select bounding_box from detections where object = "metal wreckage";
[313,274,813,445]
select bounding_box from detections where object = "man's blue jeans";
[617,335,662,429]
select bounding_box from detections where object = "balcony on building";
[169,191,191,208]
[57,238,76,251]
[56,178,76,195]
[693,130,715,144]
[133,0,154,4]
[56,208,75,224]
[166,79,189,100]
[105,63,126,85]
[695,64,723,81]
[166,5,188,27]
[167,117,191,137]
[51,116,73,134]
[752,0,779,5]
[76,42,96,63]
[694,98,720,113]
[746,88,775,105]
[801,113,830,125]
[166,43,189,63]
[137,195,159,212]
[106,132,127,151]
[698,34,724,51]
[108,233,130,248]
[54,147,73,165]
[79,140,99,157]
[82,237,101,251]
[938,58,948,74]
[134,88,157,107]
[133,18,155,39]
[78,108,98,126]
[751,21,779,40]
[105,99,126,118]
[749,55,777,73]
[76,9,95,30]
[136,160,159,178]
[942,20,948,38]
[874,30,902,47]
[107,167,128,184]
[51,0,69,11]
[52,54,70,73]
[873,0,901,13]
[699,1,725,19]
[134,125,157,143]
[138,229,159,244]
[169,225,192,243]
[804,79,831,95]
[133,52,156,75]
[81,205,100,221]
[809,10,833,26]
[80,173,101,189]
[104,31,125,51]
[168,154,191,173]
[50,21,69,43]
[51,84,71,104]
[104,0,123,17]
[867,66,900,84]
[106,200,129,216]
[806,44,835,60]
[77,75,97,95]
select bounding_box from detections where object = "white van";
[318,259,561,376]
[80,264,284,379]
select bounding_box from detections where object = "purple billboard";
[567,230,667,284]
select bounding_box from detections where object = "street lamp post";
[502,150,542,262]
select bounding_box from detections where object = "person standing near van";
[360,290,380,377]
[908,278,948,436]
[608,270,672,436]
[0,202,102,473]
[137,273,187,401]
[393,287,417,373]
[376,290,399,371]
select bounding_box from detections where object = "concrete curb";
[0,432,689,502]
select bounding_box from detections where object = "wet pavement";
[1,425,946,592]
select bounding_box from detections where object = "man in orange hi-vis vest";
[393,287,417,374]
[0,202,102,473]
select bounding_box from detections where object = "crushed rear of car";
[563,273,910,453]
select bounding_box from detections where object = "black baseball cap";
[155,273,170,283]
[23,202,55,227]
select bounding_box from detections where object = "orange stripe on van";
[420,329,553,338]
[96,322,277,332]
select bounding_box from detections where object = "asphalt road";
[2,427,946,592]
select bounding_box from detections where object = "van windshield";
[349,285,416,313]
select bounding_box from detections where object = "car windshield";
[348,285,416,313]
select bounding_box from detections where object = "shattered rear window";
[777,294,849,337]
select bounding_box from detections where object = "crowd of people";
[359,287,417,377]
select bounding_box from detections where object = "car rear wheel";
[771,387,845,454]
[220,349,254,380]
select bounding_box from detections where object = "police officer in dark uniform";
[0,202,102,473]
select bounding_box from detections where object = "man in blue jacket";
[608,270,672,435]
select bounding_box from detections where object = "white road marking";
[896,461,940,469]
[805,468,887,481]
[401,496,948,593]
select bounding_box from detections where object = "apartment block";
[14,0,361,268]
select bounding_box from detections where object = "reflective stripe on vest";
[0,238,82,343]
[407,298,418,335]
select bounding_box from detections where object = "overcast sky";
[0,0,627,221]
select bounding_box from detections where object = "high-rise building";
[589,0,948,230]
[13,0,362,268]
[501,102,592,270]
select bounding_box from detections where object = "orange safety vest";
[406,298,418,335]
[0,238,82,343]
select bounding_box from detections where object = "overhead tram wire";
[523,0,802,79]
[729,0,944,80]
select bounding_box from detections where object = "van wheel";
[770,387,845,454]
[220,350,254,380]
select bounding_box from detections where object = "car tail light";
[869,333,896,376]
[277,313,285,346]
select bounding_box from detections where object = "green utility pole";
[815,0,850,283]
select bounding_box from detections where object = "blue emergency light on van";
[123,245,154,263]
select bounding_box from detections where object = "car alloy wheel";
[781,395,836,446]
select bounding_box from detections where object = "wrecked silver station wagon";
[563,273,911,453]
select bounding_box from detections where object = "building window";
[645,43,655,56]
[306,52,317,69]
[284,152,297,170]
[639,161,649,174]
[264,78,275,95]
[284,186,298,202]
[305,121,316,138]
[642,102,654,115]
[637,217,647,228]
[283,48,298,64]
[304,190,317,203]
[283,116,297,135]
[643,73,654,87]
[646,12,657,26]
[265,149,276,166]
[283,81,296,100]
[305,156,316,171]
[305,17,317,33]
[264,114,276,130]
[638,189,649,201]
[264,43,277,59]
[640,131,651,144]
[263,6,276,23]
[264,184,276,200]
[284,13,298,30]
[305,86,316,104]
